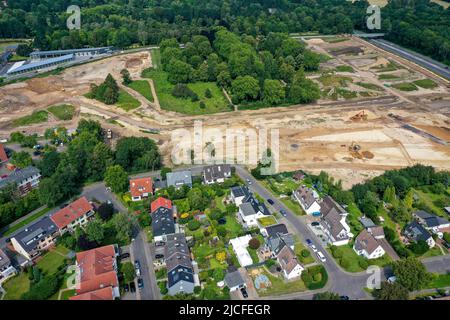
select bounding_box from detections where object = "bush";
[301,249,311,258]
[265,259,276,268]
[340,257,351,269]
[205,88,212,98]
[200,101,206,109]
[21,275,61,300]
[172,83,196,100]
[194,286,202,294]
[331,248,343,259]
[302,265,328,290]
[443,232,450,244]
[359,259,369,270]
[248,237,261,250]
[187,219,201,231]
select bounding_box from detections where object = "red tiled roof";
[0,144,8,163]
[151,197,172,213]
[130,177,153,198]
[75,245,118,295]
[69,286,114,300]
[51,197,93,229]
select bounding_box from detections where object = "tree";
[85,219,105,243]
[97,202,115,221]
[383,186,396,204]
[37,150,60,178]
[121,69,132,85]
[263,79,285,105]
[313,292,340,300]
[187,187,209,211]
[231,76,260,103]
[248,237,260,250]
[10,151,32,168]
[166,59,193,84]
[408,240,429,255]
[111,212,136,244]
[374,281,409,300]
[104,165,128,193]
[443,232,450,244]
[160,167,172,180]
[288,69,320,104]
[121,262,136,283]
[392,257,432,291]
[115,137,161,172]
[205,88,212,98]
[187,219,201,231]
[86,142,113,181]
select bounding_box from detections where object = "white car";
[310,245,318,252]
[317,251,326,262]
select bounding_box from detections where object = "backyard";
[250,266,307,297]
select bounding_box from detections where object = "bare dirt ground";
[0,38,449,189]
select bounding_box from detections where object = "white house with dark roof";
[202,164,231,184]
[276,243,304,280]
[319,196,353,246]
[293,185,320,215]
[238,196,271,228]
[413,210,450,237]
[353,229,385,260]
[230,186,251,206]
[404,221,436,248]
[152,207,176,243]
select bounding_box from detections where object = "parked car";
[155,254,164,259]
[306,239,313,246]
[134,260,141,277]
[267,199,274,205]
[123,283,130,292]
[138,278,144,290]
[119,253,130,260]
[317,251,326,262]
[130,282,136,293]
[240,287,248,299]
[340,296,349,300]
[311,245,318,252]
[280,209,287,217]
[311,221,320,227]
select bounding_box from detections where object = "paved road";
[369,39,450,81]
[422,255,450,274]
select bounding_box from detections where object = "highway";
[368,38,450,81]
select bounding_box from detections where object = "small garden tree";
[248,237,260,250]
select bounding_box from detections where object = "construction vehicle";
[350,110,368,121]
[348,142,363,159]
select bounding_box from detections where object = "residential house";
[0,249,17,284]
[238,196,271,228]
[0,143,8,163]
[165,234,196,295]
[404,221,436,248]
[276,243,304,280]
[293,185,320,215]
[11,216,59,261]
[224,270,246,291]
[151,197,173,213]
[261,223,288,238]
[413,210,450,237]
[70,244,120,300]
[359,216,376,229]
[229,235,254,267]
[319,196,353,246]
[292,171,305,181]
[152,206,176,243]
[50,197,94,234]
[202,164,231,184]
[129,177,153,201]
[353,229,386,260]
[260,233,295,260]
[230,185,251,206]
[166,170,192,189]
[0,166,41,196]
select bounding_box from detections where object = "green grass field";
[47,104,76,120]
[413,79,438,89]
[378,74,401,80]
[2,273,30,300]
[356,82,384,91]
[12,110,48,127]
[318,74,353,87]
[335,65,354,73]
[128,80,154,102]
[256,267,307,297]
[116,89,141,111]
[37,246,70,275]
[391,82,418,91]
[142,68,231,115]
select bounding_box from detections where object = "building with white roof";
[229,235,253,267]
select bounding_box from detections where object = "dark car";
[32,151,41,156]
[130,282,136,293]
[138,278,144,290]
[340,296,350,300]
[119,253,130,260]
[123,283,130,292]
[240,287,248,299]
[155,254,164,259]
[306,239,313,246]
[267,199,275,205]
[280,209,287,217]
[311,221,320,227]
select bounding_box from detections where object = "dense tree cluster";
[89,74,119,105]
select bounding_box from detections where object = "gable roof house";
[353,229,386,260]
[0,166,41,196]
[404,221,436,248]
[0,143,8,163]
[319,196,353,246]
[166,170,192,189]
[129,177,153,201]
[238,196,271,228]
[164,234,196,295]
[152,207,176,243]
[203,164,231,184]
[230,185,251,206]
[293,185,321,215]
[413,210,450,236]
[70,244,120,300]
[260,233,295,260]
[262,223,289,238]
[50,197,94,234]
[276,243,304,280]
[151,197,173,213]
[0,249,17,284]
[224,270,246,291]
[11,216,59,261]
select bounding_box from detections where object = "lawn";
[295,242,315,264]
[356,82,384,91]
[47,104,76,120]
[257,216,277,227]
[318,74,353,87]
[127,80,154,102]
[413,79,438,89]
[2,206,51,236]
[413,188,449,217]
[12,110,48,127]
[329,244,391,273]
[371,62,402,72]
[142,68,231,115]
[59,289,76,300]
[37,245,70,275]
[281,198,304,216]
[214,194,228,211]
[255,267,307,297]
[224,215,244,238]
[116,89,141,111]
[335,65,354,73]
[378,74,401,80]
[391,82,418,92]
[427,273,450,289]
[2,273,30,300]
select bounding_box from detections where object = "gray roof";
[414,210,433,220]
[414,210,449,228]
[164,233,192,271]
[0,166,40,190]
[239,196,270,217]
[269,234,295,255]
[0,248,11,270]
[166,170,192,188]
[321,196,346,216]
[168,266,194,287]
[203,164,231,182]
[7,54,74,74]
[12,216,58,254]
[404,221,432,242]
[359,217,376,228]
[152,207,175,238]
[224,270,245,288]
[265,224,288,238]
[294,186,318,210]
[30,47,112,56]
[231,186,250,199]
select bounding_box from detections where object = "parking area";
[305,220,329,248]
